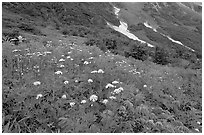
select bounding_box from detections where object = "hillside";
[2,2,202,133]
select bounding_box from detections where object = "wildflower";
[112,81,119,84]
[88,57,94,60]
[70,102,75,107]
[12,49,21,53]
[88,79,93,83]
[55,71,63,75]
[62,94,67,99]
[70,58,74,61]
[195,129,199,132]
[75,80,79,83]
[109,96,116,100]
[59,65,65,68]
[33,81,41,86]
[68,52,72,54]
[143,85,147,88]
[81,100,87,104]
[89,94,98,102]
[59,58,65,62]
[67,56,71,59]
[105,83,116,89]
[102,99,108,104]
[36,94,43,99]
[98,69,104,73]
[44,51,52,54]
[113,87,124,94]
[91,70,98,73]
[64,80,69,84]
[84,61,89,65]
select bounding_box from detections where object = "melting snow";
[107,6,155,48]
[144,21,157,32]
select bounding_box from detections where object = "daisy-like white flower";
[84,61,89,65]
[143,85,147,88]
[62,94,67,99]
[59,58,65,62]
[70,58,74,61]
[67,56,71,59]
[105,83,116,89]
[102,99,108,104]
[55,71,63,75]
[36,94,43,99]
[89,94,98,102]
[98,69,104,73]
[64,80,69,84]
[81,100,87,104]
[109,96,116,100]
[33,81,41,86]
[75,80,79,83]
[70,102,75,107]
[112,81,119,84]
[88,79,93,83]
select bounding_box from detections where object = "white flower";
[70,102,75,107]
[88,57,94,60]
[62,94,67,99]
[55,71,63,75]
[33,81,41,86]
[197,121,201,125]
[113,87,124,94]
[112,81,119,84]
[64,80,69,84]
[195,128,199,132]
[84,61,89,65]
[105,83,116,89]
[67,56,71,59]
[102,99,108,104]
[91,70,98,73]
[88,79,93,83]
[70,58,74,61]
[98,69,104,73]
[81,100,87,104]
[143,85,147,88]
[59,65,65,68]
[75,80,79,83]
[89,94,98,102]
[59,58,65,62]
[109,96,116,100]
[68,52,72,54]
[36,94,43,99]
[44,51,52,54]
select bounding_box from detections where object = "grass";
[2,36,202,133]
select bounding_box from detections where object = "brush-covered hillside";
[2,2,202,133]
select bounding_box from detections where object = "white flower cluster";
[59,58,65,62]
[113,87,124,94]
[84,61,89,65]
[36,94,43,99]
[109,96,116,100]
[55,71,63,75]
[112,81,119,84]
[70,102,75,107]
[88,79,93,83]
[81,100,87,104]
[102,99,108,104]
[105,83,116,89]
[89,94,98,102]
[33,81,41,86]
[91,69,105,74]
[62,94,67,99]
[64,80,69,84]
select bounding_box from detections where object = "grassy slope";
[2,2,202,133]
